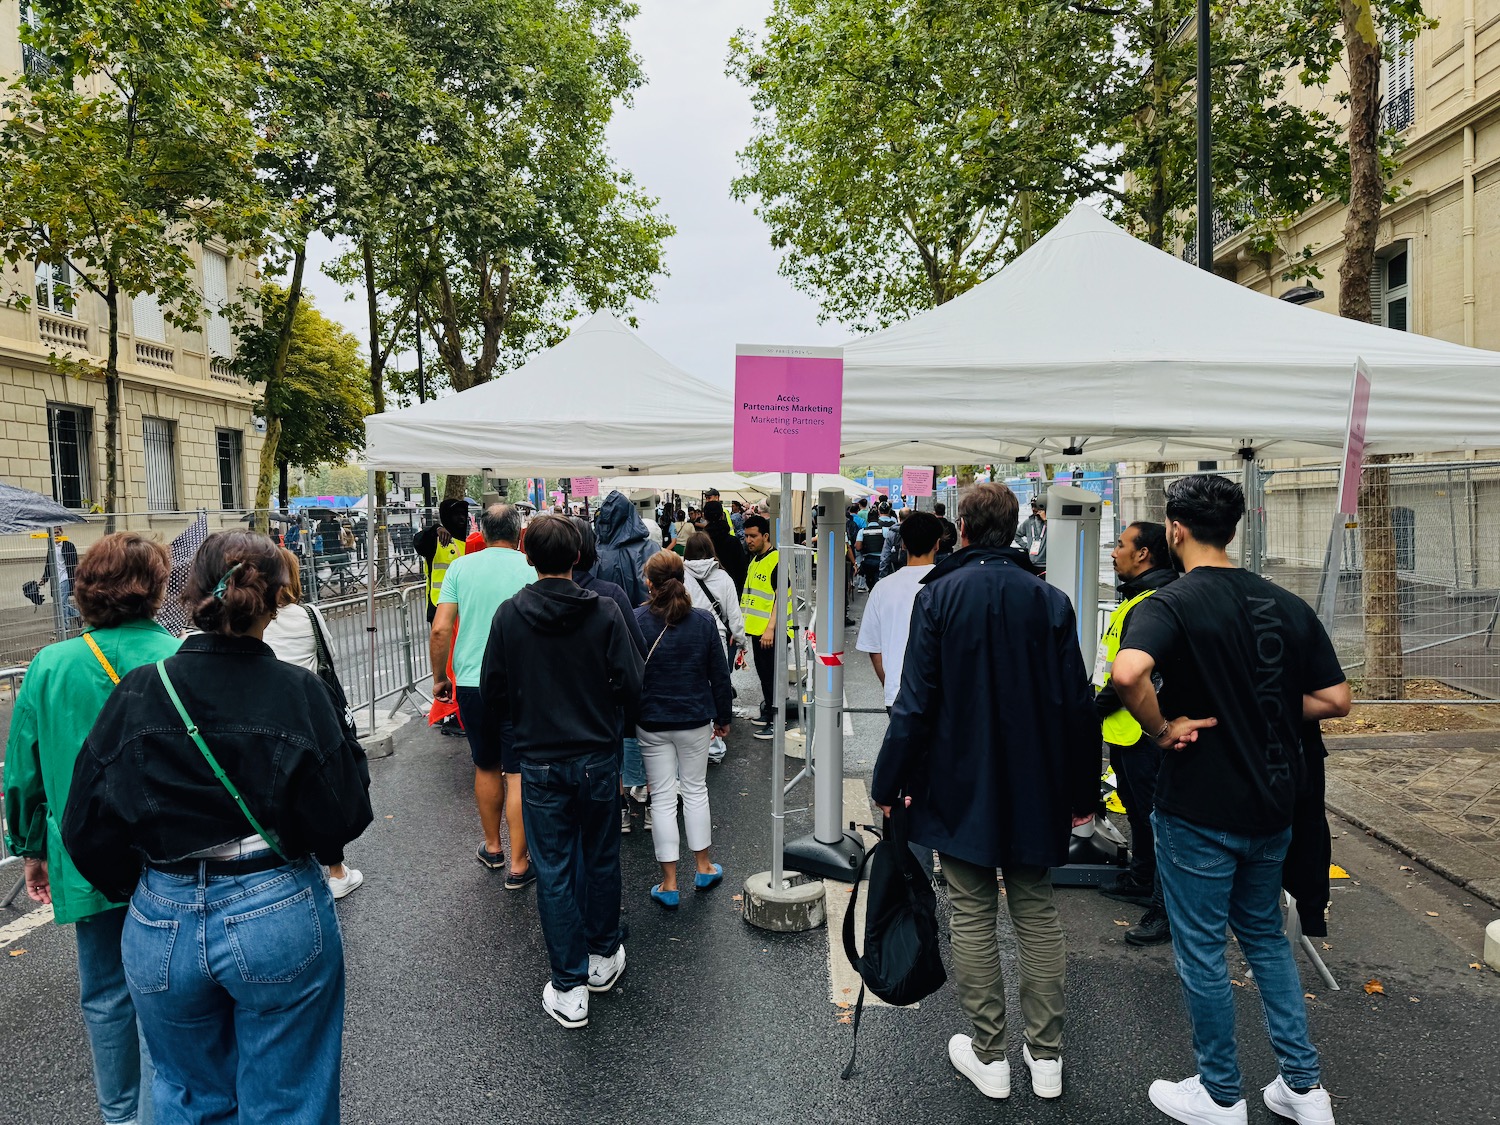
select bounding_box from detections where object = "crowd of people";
[2,473,1350,1125]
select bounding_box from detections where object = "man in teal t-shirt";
[431,503,537,884]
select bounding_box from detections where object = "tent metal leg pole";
[366,469,378,737]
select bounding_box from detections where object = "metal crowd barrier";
[317,585,433,724]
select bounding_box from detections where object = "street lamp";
[1279,285,1325,306]
[1197,0,1211,273]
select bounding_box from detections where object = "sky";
[301,0,846,391]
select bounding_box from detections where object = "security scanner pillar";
[1042,484,1129,886]
[783,487,866,881]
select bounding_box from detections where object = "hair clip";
[211,563,244,600]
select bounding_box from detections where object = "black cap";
[704,487,720,497]
[1031,494,1045,508]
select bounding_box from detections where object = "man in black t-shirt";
[1111,475,1350,1125]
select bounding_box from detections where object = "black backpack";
[840,801,947,1079]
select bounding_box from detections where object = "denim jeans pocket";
[585,755,621,803]
[1254,826,1294,865]
[1158,814,1232,871]
[122,906,178,994]
[222,886,323,984]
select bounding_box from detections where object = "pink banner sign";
[733,345,843,474]
[571,476,600,498]
[901,466,935,496]
[1337,361,1373,516]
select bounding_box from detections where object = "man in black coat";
[872,483,1099,1104]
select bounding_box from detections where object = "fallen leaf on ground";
[1425,911,1440,918]
[1230,979,1245,988]
[1399,865,1414,872]
[1364,979,1385,995]
[1408,997,1420,1003]
[7,949,24,957]
[732,894,743,902]
[1305,993,1316,1000]
[836,1001,851,1010]
[1321,943,1333,951]
[1113,919,1131,927]
[1470,962,1485,970]
[838,1015,853,1024]
[384,815,393,820]
[842,987,852,995]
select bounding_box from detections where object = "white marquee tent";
[840,204,1500,465]
[363,312,734,476]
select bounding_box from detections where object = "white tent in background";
[363,312,734,476]
[841,204,1500,465]
[599,472,767,500]
[743,472,879,500]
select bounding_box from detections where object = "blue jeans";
[76,907,154,1124]
[621,735,647,789]
[519,750,623,990]
[1153,811,1321,1104]
[123,858,345,1125]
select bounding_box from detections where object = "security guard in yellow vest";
[741,514,793,736]
[414,498,471,625]
[1093,520,1176,945]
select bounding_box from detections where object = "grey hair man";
[431,504,538,885]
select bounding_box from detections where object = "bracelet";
[1154,721,1171,742]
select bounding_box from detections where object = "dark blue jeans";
[519,750,623,990]
[75,907,154,1124]
[1154,811,1321,1104]
[124,858,345,1125]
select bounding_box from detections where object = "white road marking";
[0,903,54,948]
[824,777,918,1010]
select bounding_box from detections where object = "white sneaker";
[588,945,626,993]
[1262,1076,1335,1125]
[1023,1042,1062,1099]
[947,1033,1010,1099]
[541,981,588,1029]
[643,805,654,831]
[1148,1075,1247,1124]
[628,785,649,804]
[327,868,364,900]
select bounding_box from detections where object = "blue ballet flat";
[694,863,723,891]
[650,884,679,909]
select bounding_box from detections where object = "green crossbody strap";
[154,660,287,860]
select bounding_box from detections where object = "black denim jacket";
[63,633,373,902]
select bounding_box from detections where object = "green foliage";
[297,464,372,498]
[234,285,371,472]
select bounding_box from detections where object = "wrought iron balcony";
[21,44,60,81]
[1382,86,1414,134]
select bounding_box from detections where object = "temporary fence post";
[366,470,378,736]
[770,475,791,889]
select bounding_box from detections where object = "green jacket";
[3,619,180,924]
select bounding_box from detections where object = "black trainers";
[1125,906,1171,946]
[1099,873,1155,907]
[504,865,536,891]
[476,843,506,870]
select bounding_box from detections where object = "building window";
[17,0,59,81]
[216,429,243,510]
[142,416,178,512]
[132,291,165,342]
[35,256,76,316]
[202,249,232,359]
[1369,243,1410,331]
[46,404,92,508]
[1382,33,1415,134]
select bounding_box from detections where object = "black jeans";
[1109,735,1164,885]
[518,749,623,990]
[752,636,776,718]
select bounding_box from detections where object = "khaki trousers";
[939,854,1066,1064]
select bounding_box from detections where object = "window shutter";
[132,291,165,342]
[202,250,232,358]
[1367,262,1383,327]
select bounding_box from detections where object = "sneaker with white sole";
[327,867,364,900]
[643,805,653,831]
[1023,1043,1062,1099]
[947,1033,1010,1099]
[620,803,632,835]
[541,981,588,1028]
[588,945,626,993]
[1148,1075,1247,1124]
[1262,1076,1335,1125]
[628,785,649,804]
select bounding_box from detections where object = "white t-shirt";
[262,602,330,675]
[855,563,935,708]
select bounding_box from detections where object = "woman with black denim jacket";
[63,530,372,1125]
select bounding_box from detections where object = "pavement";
[2,598,1500,1124]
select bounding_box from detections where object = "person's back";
[442,544,536,688]
[683,552,747,655]
[594,490,659,606]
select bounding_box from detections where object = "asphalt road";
[3,604,1499,1125]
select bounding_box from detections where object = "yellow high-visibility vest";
[426,538,465,608]
[741,548,792,638]
[1096,587,1159,745]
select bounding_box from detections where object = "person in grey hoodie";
[593,490,660,608]
[480,515,643,1031]
[682,532,746,763]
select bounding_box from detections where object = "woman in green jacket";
[3,531,179,1125]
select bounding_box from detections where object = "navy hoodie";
[594,491,660,607]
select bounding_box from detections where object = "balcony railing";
[135,341,175,370]
[209,358,238,385]
[21,44,60,82]
[38,314,88,351]
[1382,86,1415,134]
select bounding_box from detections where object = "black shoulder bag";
[305,605,358,740]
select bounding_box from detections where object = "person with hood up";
[593,490,659,608]
[702,498,748,597]
[683,531,747,762]
[480,516,643,1030]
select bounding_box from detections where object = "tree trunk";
[1144,461,1169,522]
[278,460,289,510]
[362,237,390,586]
[103,280,121,526]
[1341,1,1401,697]
[443,474,467,501]
[253,247,308,533]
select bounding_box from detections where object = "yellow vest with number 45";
[741,548,793,638]
[1095,588,1159,745]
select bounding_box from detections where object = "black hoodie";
[480,577,643,761]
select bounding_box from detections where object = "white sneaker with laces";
[327,868,364,900]
[628,785,649,804]
[1148,1075,1247,1124]
[588,945,626,993]
[643,805,654,831]
[1262,1076,1335,1125]
[1023,1043,1062,1099]
[947,1033,1010,1099]
[541,981,588,1029]
[619,804,632,834]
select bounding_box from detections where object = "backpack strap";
[83,633,121,685]
[154,660,287,859]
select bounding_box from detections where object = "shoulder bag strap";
[690,572,731,634]
[645,622,670,664]
[84,633,121,685]
[304,604,335,679]
[839,822,882,1081]
[154,660,287,859]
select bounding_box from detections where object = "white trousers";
[636,723,713,864]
